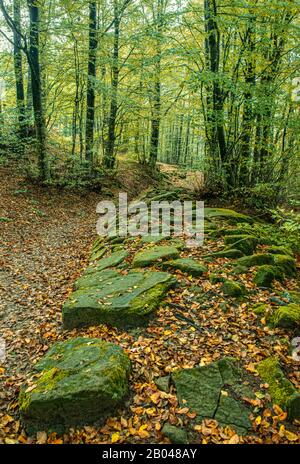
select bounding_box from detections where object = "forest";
[0,0,300,448]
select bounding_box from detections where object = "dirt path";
[0,165,101,423]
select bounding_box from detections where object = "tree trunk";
[13,0,26,152]
[103,0,120,169]
[85,1,98,163]
[27,0,48,180]
[149,0,163,168]
[239,18,256,186]
[204,0,227,179]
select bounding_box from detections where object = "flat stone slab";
[162,258,207,276]
[257,357,300,421]
[132,246,180,268]
[205,208,253,224]
[84,250,129,275]
[63,271,177,329]
[74,269,120,290]
[19,338,131,432]
[172,358,255,434]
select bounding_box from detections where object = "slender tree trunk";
[204,0,227,184]
[72,38,80,157]
[239,18,256,185]
[103,0,120,169]
[13,0,26,152]
[149,0,163,168]
[27,0,48,180]
[85,1,98,163]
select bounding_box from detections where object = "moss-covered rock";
[273,255,297,278]
[132,245,180,268]
[84,250,129,275]
[221,280,247,297]
[211,249,244,259]
[205,208,254,224]
[231,265,248,275]
[19,338,131,432]
[63,271,177,329]
[162,423,188,444]
[269,303,300,329]
[224,235,257,255]
[236,253,275,268]
[285,291,300,305]
[209,273,226,284]
[141,235,166,244]
[172,358,253,434]
[74,269,120,290]
[162,258,207,276]
[257,357,300,420]
[155,376,170,393]
[267,246,293,257]
[252,303,268,315]
[253,265,276,288]
[90,247,107,262]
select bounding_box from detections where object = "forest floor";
[0,162,299,445]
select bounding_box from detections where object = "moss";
[211,249,244,259]
[210,273,225,284]
[19,338,131,432]
[253,265,276,288]
[162,423,188,444]
[63,271,176,329]
[221,280,247,297]
[231,265,248,275]
[74,269,120,290]
[162,258,207,276]
[270,303,300,329]
[267,246,293,257]
[236,253,275,268]
[257,357,298,416]
[273,254,297,278]
[172,358,253,434]
[224,235,257,255]
[252,304,268,315]
[132,245,180,268]
[84,250,129,275]
[205,208,254,224]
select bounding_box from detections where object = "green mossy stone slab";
[223,235,257,256]
[254,265,276,288]
[211,249,244,259]
[74,269,120,290]
[267,246,293,257]
[214,396,252,434]
[270,303,300,329]
[236,253,275,268]
[172,358,254,434]
[172,363,223,418]
[273,255,297,278]
[205,208,254,224]
[63,271,177,329]
[257,356,300,420]
[19,338,131,432]
[162,423,188,444]
[155,375,170,393]
[90,248,107,262]
[84,251,129,275]
[221,280,247,297]
[162,258,207,276]
[141,235,167,244]
[132,245,180,268]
